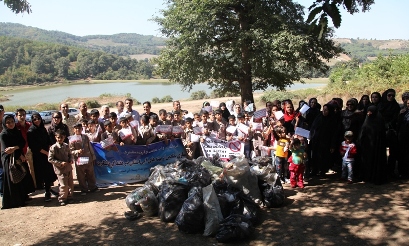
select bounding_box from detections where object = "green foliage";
[340,40,409,61]
[0,23,165,56]
[325,54,409,95]
[151,97,160,104]
[0,36,156,86]
[107,102,115,108]
[160,95,173,103]
[2,0,31,14]
[86,100,100,108]
[209,90,240,99]
[154,0,341,103]
[190,90,208,100]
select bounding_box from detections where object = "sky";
[0,0,408,40]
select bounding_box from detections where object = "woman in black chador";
[358,106,388,185]
[0,115,35,209]
[27,113,57,201]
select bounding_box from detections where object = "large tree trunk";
[239,6,254,104]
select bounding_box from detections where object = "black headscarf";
[47,112,69,144]
[379,89,400,129]
[219,102,231,122]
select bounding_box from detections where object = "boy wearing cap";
[339,131,357,184]
[101,120,119,144]
[48,129,74,206]
[69,123,99,195]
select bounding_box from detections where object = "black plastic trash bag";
[262,174,285,208]
[215,214,255,243]
[230,192,261,225]
[158,181,189,222]
[125,186,152,212]
[138,190,159,216]
[175,187,205,234]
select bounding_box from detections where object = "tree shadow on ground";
[31,177,409,245]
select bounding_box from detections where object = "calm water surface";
[0,81,325,106]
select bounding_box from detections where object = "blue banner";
[92,139,185,186]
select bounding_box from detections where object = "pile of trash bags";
[125,154,284,243]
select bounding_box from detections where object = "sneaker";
[284,178,291,184]
[44,193,52,202]
[50,189,59,197]
[80,192,87,196]
[60,201,66,206]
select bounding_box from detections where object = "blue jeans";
[342,160,354,181]
[275,156,287,180]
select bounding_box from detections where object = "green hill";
[0,22,166,56]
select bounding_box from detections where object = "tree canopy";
[1,0,31,14]
[154,0,342,103]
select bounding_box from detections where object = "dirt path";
[1,174,408,245]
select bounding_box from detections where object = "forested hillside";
[0,36,155,86]
[0,23,166,56]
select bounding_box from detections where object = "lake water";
[0,81,325,106]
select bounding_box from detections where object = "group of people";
[1,88,408,209]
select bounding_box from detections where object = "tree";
[1,0,31,14]
[154,0,341,103]
[307,0,374,37]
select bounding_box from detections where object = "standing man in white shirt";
[119,98,140,123]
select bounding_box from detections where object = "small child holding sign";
[69,123,99,195]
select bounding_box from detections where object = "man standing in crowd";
[75,102,91,122]
[116,101,124,115]
[119,98,140,123]
[172,100,182,114]
[142,101,158,117]
[61,103,77,136]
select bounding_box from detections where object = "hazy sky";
[0,0,407,40]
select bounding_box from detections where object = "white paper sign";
[190,134,200,143]
[299,104,310,114]
[68,135,82,143]
[294,127,311,139]
[77,157,90,165]
[226,125,237,134]
[193,127,203,135]
[156,125,173,134]
[129,120,139,129]
[200,137,244,160]
[172,126,184,135]
[100,136,115,149]
[210,101,220,108]
[237,123,249,134]
[119,127,133,140]
[251,122,263,131]
[274,111,284,120]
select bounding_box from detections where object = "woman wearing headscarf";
[397,92,409,179]
[283,101,300,135]
[379,89,401,178]
[370,92,382,107]
[27,113,57,202]
[0,115,35,209]
[341,98,363,138]
[47,111,70,145]
[357,95,370,115]
[358,106,387,185]
[219,102,231,122]
[304,98,321,130]
[309,104,338,176]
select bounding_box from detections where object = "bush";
[190,90,208,100]
[152,97,160,103]
[86,100,100,108]
[161,95,173,103]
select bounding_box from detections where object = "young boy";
[86,119,100,142]
[288,138,307,188]
[69,123,99,195]
[138,115,156,145]
[235,113,253,159]
[48,129,74,206]
[118,117,137,145]
[101,120,119,144]
[158,109,171,125]
[339,131,357,184]
[181,117,197,159]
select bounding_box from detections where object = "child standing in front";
[273,126,290,183]
[69,123,99,195]
[48,129,74,206]
[288,138,307,188]
[339,131,357,184]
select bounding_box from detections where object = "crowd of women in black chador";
[307,88,409,185]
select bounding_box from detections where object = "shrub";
[161,95,173,103]
[190,90,208,100]
[86,100,100,108]
[152,97,160,103]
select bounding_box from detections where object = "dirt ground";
[1,173,409,246]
